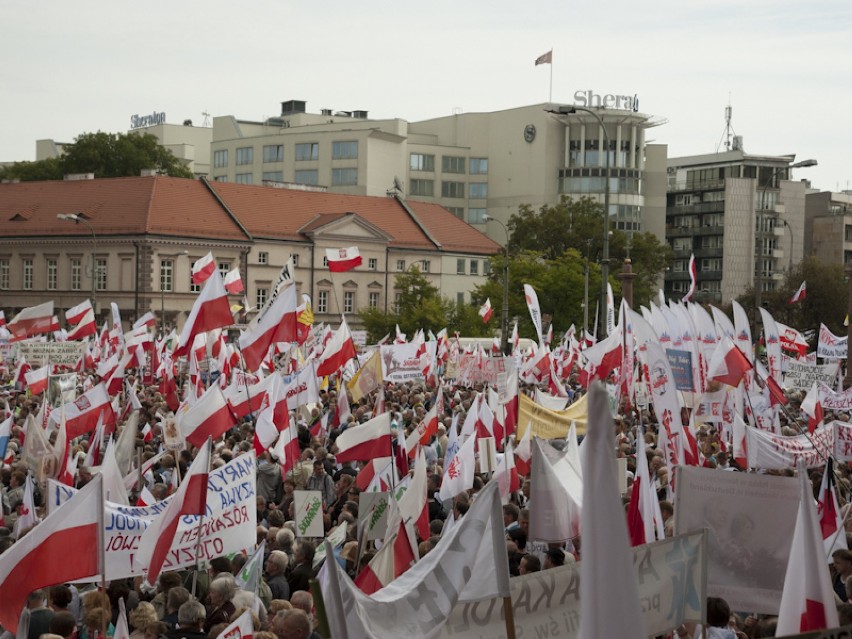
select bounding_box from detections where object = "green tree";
[0,157,64,181]
[62,131,193,178]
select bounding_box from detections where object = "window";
[369,292,379,308]
[256,287,268,309]
[470,158,488,175]
[457,292,465,305]
[291,254,299,267]
[235,173,253,185]
[262,171,284,182]
[343,291,354,313]
[258,252,269,265]
[469,183,488,199]
[409,179,434,196]
[468,208,487,224]
[332,141,358,160]
[332,168,358,186]
[420,260,430,273]
[263,144,283,163]
[46,259,57,290]
[447,207,465,219]
[672,260,688,273]
[442,156,466,174]
[295,143,319,161]
[703,214,724,228]
[22,259,32,290]
[213,149,228,168]
[483,260,490,275]
[470,260,479,275]
[410,153,435,171]
[218,263,230,280]
[0,259,8,289]
[190,261,201,292]
[457,259,465,275]
[368,257,377,270]
[442,181,465,198]
[213,176,227,182]
[672,238,692,252]
[322,256,329,268]
[95,258,107,291]
[236,147,253,165]
[701,258,723,271]
[160,259,174,292]
[317,290,328,313]
[396,259,406,271]
[71,258,81,291]
[675,194,695,206]
[294,170,318,185]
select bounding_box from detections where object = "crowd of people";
[1,358,852,639]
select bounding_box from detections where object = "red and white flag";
[224,268,244,295]
[67,308,97,340]
[355,457,394,492]
[817,458,847,556]
[174,270,234,357]
[405,401,439,457]
[0,475,104,632]
[626,425,665,546]
[24,365,49,395]
[191,251,217,285]
[65,299,93,325]
[177,384,236,448]
[790,281,807,304]
[354,520,415,595]
[0,310,5,327]
[438,433,475,501]
[271,416,301,476]
[681,254,697,302]
[136,486,156,507]
[523,284,544,345]
[135,440,210,587]
[514,421,532,476]
[213,609,253,639]
[54,383,116,439]
[238,283,298,372]
[133,311,157,330]
[8,301,54,341]
[479,298,493,323]
[494,440,520,503]
[326,246,363,273]
[141,422,154,443]
[707,336,753,388]
[316,317,357,378]
[335,413,392,463]
[777,461,840,635]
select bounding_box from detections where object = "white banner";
[782,358,839,391]
[819,383,852,411]
[675,466,800,615]
[437,531,706,639]
[281,365,320,410]
[817,323,847,359]
[18,341,85,366]
[746,423,834,469]
[380,343,436,383]
[294,490,324,538]
[45,453,257,580]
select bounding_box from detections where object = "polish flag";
[67,309,97,340]
[252,376,288,456]
[65,300,93,325]
[326,246,362,273]
[55,383,116,439]
[399,447,430,542]
[136,486,156,507]
[8,301,54,341]
[802,382,825,434]
[406,402,439,458]
[354,519,415,594]
[133,311,158,330]
[316,317,357,378]
[177,384,236,448]
[514,421,532,476]
[681,253,697,302]
[479,298,493,323]
[790,281,807,304]
[238,283,298,372]
[439,432,476,501]
[192,251,217,285]
[355,457,394,492]
[224,268,244,295]
[494,440,520,503]
[135,440,210,587]
[213,609,253,639]
[271,417,301,476]
[708,336,753,388]
[777,462,840,635]
[334,413,392,463]
[224,374,274,420]
[141,422,154,443]
[24,365,49,395]
[0,416,12,464]
[0,310,5,327]
[627,426,665,546]
[0,476,104,632]
[817,458,847,555]
[174,270,234,357]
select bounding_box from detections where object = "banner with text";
[782,358,839,391]
[46,453,257,580]
[18,341,85,366]
[380,343,436,383]
[817,324,847,359]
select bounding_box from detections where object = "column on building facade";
[618,258,637,310]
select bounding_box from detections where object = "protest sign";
[818,324,847,359]
[517,393,587,439]
[380,343,436,383]
[45,453,257,580]
[18,341,84,366]
[675,466,799,614]
[294,490,324,537]
[666,349,695,392]
[783,358,839,391]
[819,383,852,411]
[358,491,391,542]
[437,531,705,639]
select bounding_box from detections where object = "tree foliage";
[0,131,193,181]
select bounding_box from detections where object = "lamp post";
[159,250,188,336]
[551,105,611,337]
[57,213,98,313]
[755,159,817,318]
[583,239,592,339]
[483,215,510,354]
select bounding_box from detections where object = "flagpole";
[190,437,213,598]
[232,339,256,423]
[98,475,107,590]
[549,48,553,105]
[309,578,332,639]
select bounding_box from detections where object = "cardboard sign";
[294,490,324,537]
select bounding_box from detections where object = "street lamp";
[755,159,817,317]
[57,213,98,313]
[483,215,510,354]
[159,250,188,335]
[550,105,612,337]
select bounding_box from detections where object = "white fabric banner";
[819,383,852,411]
[380,343,437,383]
[45,453,257,580]
[782,358,839,391]
[817,323,847,359]
[436,531,706,639]
[281,364,320,410]
[745,421,852,468]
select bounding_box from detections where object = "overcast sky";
[3,0,851,191]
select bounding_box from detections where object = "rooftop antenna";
[202,110,211,127]
[715,97,736,153]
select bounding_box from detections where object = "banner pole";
[190,437,213,598]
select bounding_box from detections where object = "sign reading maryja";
[18,341,84,366]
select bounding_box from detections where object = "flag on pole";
[335,413,392,463]
[817,458,847,556]
[174,270,234,357]
[191,251,216,285]
[316,317,357,377]
[224,268,244,295]
[534,50,553,65]
[681,254,697,302]
[790,281,807,304]
[7,301,54,341]
[478,298,493,323]
[326,247,363,273]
